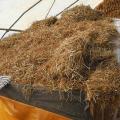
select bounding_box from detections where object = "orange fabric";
[0,96,70,120]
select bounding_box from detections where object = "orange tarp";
[0,96,70,120]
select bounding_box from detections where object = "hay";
[96,0,120,18]
[44,33,89,80]
[86,58,120,120]
[0,5,120,119]
[0,5,118,93]
[86,58,120,101]
[61,5,104,22]
[28,17,57,31]
[84,19,117,62]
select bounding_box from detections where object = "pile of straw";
[86,58,120,102]
[0,5,120,119]
[96,0,120,18]
[61,5,104,22]
[86,58,120,120]
[0,6,119,94]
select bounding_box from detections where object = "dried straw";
[86,58,120,104]
[0,5,118,93]
[86,58,120,120]
[96,0,120,18]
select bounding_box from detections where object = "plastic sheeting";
[0,96,70,120]
[0,84,92,120]
[114,18,120,33]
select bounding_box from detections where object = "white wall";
[0,0,103,38]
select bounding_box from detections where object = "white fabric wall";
[0,0,103,37]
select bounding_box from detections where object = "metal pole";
[45,0,56,19]
[1,0,43,39]
[0,28,23,32]
[55,0,79,17]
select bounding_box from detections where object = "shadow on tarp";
[0,84,92,120]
